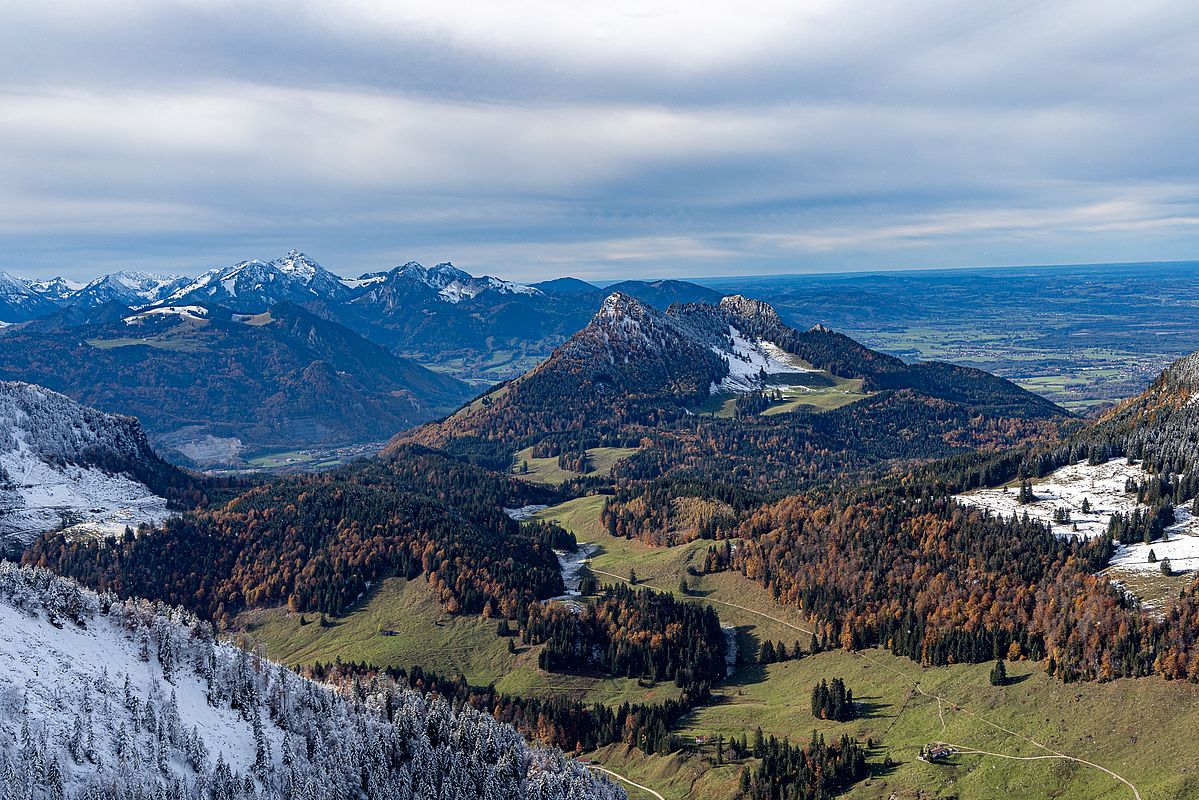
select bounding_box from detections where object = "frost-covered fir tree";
[0,561,625,800]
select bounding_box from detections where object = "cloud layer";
[1,0,1197,280]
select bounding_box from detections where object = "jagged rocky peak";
[591,292,677,340]
[597,290,653,319]
[426,262,474,285]
[809,323,832,333]
[566,292,705,361]
[272,249,324,280]
[720,294,781,325]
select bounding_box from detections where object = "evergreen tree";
[990,658,1008,686]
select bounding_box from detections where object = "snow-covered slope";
[0,271,58,322]
[0,382,173,543]
[351,261,541,309]
[710,325,817,393]
[163,251,352,312]
[71,272,191,311]
[0,562,625,800]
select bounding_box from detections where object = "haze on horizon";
[1,0,1197,283]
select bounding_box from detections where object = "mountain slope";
[399,293,728,455]
[70,271,191,311]
[0,381,191,544]
[163,250,352,314]
[699,296,1065,419]
[0,561,624,800]
[0,271,58,322]
[400,292,1065,464]
[0,302,473,463]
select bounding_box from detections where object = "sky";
[1,0,1197,282]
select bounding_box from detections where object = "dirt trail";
[587,764,667,800]
[586,561,1142,800]
[941,746,1141,800]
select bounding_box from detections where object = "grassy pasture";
[511,446,639,484]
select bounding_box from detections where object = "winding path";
[940,746,1141,800]
[586,561,1142,800]
[586,764,667,800]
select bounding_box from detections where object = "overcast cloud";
[1,0,1197,281]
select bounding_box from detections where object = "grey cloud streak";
[0,0,1196,280]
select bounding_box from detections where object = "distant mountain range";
[0,301,472,465]
[1,251,724,385]
[1,251,1069,470]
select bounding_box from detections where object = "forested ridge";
[0,301,472,456]
[25,446,569,623]
[307,662,703,757]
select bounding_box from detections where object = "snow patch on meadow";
[954,458,1146,540]
[123,305,209,325]
[504,504,548,521]
[711,326,816,393]
[956,457,1199,595]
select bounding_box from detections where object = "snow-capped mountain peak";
[354,261,541,306]
[163,252,350,312]
[27,275,86,301]
[0,271,60,321]
[69,271,192,312]
[273,249,322,280]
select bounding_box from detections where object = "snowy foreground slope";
[0,382,172,544]
[0,561,624,800]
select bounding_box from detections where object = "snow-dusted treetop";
[0,381,158,466]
